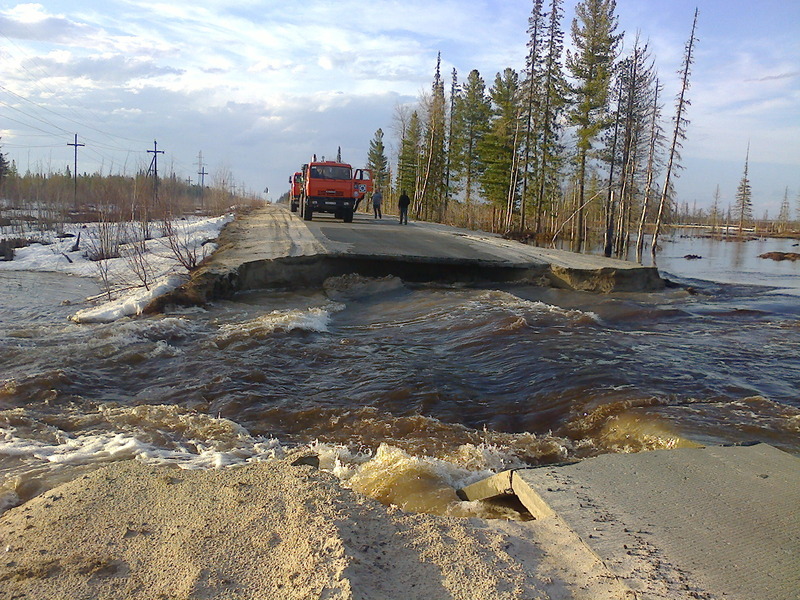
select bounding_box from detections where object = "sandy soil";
[0,456,633,600]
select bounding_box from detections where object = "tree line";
[0,146,260,238]
[366,0,705,262]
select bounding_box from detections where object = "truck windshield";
[309,165,351,180]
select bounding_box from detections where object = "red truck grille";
[322,190,343,196]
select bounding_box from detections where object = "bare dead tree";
[122,221,154,290]
[652,8,698,262]
[636,78,663,263]
[160,215,208,271]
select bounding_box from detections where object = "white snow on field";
[0,214,233,323]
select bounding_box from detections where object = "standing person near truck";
[398,190,410,225]
[372,187,383,219]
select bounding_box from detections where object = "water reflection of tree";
[731,239,746,269]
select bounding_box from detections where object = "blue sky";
[1,0,798,216]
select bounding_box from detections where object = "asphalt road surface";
[301,211,540,265]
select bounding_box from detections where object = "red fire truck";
[289,171,302,212]
[297,159,372,222]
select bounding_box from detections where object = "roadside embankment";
[0,455,633,600]
[152,205,664,309]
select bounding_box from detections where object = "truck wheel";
[304,207,313,221]
[343,208,353,223]
[291,202,298,213]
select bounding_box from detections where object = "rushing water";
[1,233,799,516]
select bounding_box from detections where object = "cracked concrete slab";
[459,443,800,600]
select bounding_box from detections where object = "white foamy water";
[214,303,346,345]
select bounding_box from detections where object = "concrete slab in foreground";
[458,443,800,600]
[159,205,664,305]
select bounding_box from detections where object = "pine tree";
[366,129,389,191]
[734,143,753,236]
[566,0,622,252]
[336,146,342,162]
[450,69,491,227]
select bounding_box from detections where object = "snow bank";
[0,214,234,322]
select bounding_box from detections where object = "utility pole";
[196,150,208,213]
[67,133,84,209]
[147,140,165,220]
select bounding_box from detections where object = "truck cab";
[289,171,302,212]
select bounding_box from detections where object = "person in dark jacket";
[398,190,410,224]
[372,187,383,219]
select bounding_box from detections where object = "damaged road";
[154,205,664,308]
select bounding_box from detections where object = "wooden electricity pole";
[67,133,85,209]
[147,140,165,215]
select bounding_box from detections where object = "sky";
[1,0,798,217]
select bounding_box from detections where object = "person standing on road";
[398,190,410,225]
[372,187,383,219]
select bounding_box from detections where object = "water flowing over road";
[2,227,799,514]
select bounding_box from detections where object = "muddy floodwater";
[1,233,799,515]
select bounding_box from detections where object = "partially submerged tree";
[605,36,659,257]
[777,187,790,234]
[652,8,698,261]
[566,0,621,252]
[734,143,753,236]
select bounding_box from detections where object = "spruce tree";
[418,53,447,220]
[0,138,9,184]
[397,111,422,203]
[367,129,389,191]
[478,68,522,229]
[734,144,753,236]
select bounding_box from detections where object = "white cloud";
[0,0,797,211]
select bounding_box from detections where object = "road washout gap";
[150,205,664,310]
